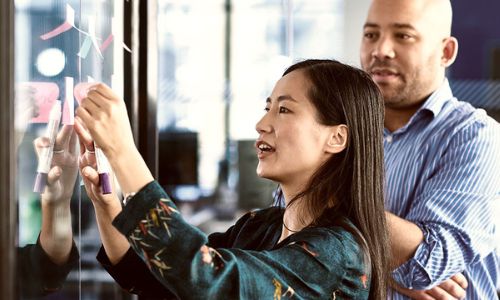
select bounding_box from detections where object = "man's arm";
[390,119,500,290]
[386,211,424,268]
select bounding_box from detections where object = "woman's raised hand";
[75,83,136,160]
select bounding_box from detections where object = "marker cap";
[33,172,48,193]
[99,173,112,194]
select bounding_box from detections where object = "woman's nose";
[255,113,272,134]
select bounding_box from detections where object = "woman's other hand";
[74,118,121,210]
[34,125,78,204]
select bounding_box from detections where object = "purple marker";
[34,100,62,193]
[94,143,112,194]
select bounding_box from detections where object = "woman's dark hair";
[278,59,390,299]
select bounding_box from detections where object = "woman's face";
[255,70,334,188]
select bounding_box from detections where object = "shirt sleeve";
[392,118,500,289]
[112,181,369,299]
[17,236,79,297]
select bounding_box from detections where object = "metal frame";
[0,0,17,298]
[124,0,159,178]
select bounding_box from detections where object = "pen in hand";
[34,100,62,193]
[94,143,112,194]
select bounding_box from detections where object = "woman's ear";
[325,124,348,154]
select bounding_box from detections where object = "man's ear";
[441,36,458,67]
[325,124,348,154]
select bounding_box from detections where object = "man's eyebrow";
[363,22,417,31]
[364,22,380,29]
[392,23,416,31]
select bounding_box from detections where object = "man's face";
[360,0,445,109]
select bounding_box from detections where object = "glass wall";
[155,0,347,230]
[14,0,127,298]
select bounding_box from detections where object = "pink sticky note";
[62,77,74,125]
[40,21,73,40]
[40,4,76,40]
[19,82,60,123]
[73,82,96,104]
[100,34,114,52]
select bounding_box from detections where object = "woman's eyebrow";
[266,95,298,103]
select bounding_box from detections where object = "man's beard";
[366,60,410,106]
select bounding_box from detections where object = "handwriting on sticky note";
[17,82,60,124]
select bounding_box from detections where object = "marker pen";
[34,100,62,193]
[94,143,112,194]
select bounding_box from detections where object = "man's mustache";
[368,60,398,71]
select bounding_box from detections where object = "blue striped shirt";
[385,79,500,299]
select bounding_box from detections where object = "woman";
[75,59,390,299]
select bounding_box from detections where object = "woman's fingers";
[80,94,101,116]
[68,125,78,155]
[74,116,95,154]
[33,137,50,157]
[47,166,62,186]
[54,124,74,151]
[81,165,100,187]
[88,83,117,102]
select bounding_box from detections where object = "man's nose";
[372,36,395,60]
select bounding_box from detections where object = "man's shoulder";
[432,97,499,136]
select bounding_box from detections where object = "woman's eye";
[279,107,290,113]
[264,107,270,112]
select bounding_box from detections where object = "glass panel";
[156,0,226,224]
[155,0,347,232]
[14,0,125,298]
[230,0,345,210]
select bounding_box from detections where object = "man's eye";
[396,33,411,40]
[364,32,377,39]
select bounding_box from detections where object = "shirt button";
[385,135,393,143]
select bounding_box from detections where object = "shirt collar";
[384,79,453,136]
[418,78,454,117]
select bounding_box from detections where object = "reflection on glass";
[36,48,66,77]
[15,0,125,298]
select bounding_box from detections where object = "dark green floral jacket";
[98,181,370,299]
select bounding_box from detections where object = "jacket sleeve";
[17,236,79,298]
[112,181,369,299]
[95,214,243,299]
[97,246,178,299]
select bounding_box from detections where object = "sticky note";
[62,77,75,125]
[17,82,60,124]
[40,4,76,40]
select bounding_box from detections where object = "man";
[360,0,500,299]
